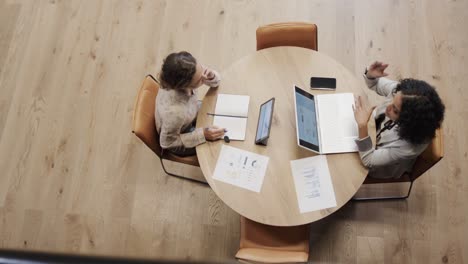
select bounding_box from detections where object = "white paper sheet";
[212,94,250,141]
[316,93,358,153]
[290,155,337,213]
[213,145,269,192]
[213,116,247,140]
[214,94,250,117]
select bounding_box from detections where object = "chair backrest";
[132,75,163,158]
[363,128,444,185]
[256,22,318,51]
[236,217,309,263]
[410,128,444,181]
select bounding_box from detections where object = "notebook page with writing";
[317,93,358,154]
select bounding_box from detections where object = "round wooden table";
[196,47,369,226]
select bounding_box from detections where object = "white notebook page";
[212,94,250,140]
[214,94,250,117]
[316,93,358,154]
[213,116,247,140]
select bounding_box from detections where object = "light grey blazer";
[354,76,428,179]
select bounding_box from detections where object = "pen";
[204,127,228,132]
[206,113,247,118]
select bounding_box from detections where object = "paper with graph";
[290,155,337,213]
[213,145,269,192]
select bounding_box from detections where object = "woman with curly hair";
[155,51,225,157]
[353,61,445,179]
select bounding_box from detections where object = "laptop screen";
[294,86,320,152]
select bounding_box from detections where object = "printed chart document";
[213,94,250,140]
[213,145,269,192]
[290,155,337,213]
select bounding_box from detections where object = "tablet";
[255,98,275,145]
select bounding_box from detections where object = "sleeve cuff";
[179,127,206,148]
[354,136,373,152]
[363,74,379,89]
[364,68,376,80]
[194,127,206,145]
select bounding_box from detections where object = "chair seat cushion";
[162,151,199,167]
[236,248,309,263]
[363,173,411,184]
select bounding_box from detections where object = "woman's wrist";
[358,125,369,139]
[364,67,376,80]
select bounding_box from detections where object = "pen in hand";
[204,126,227,141]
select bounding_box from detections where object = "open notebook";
[212,94,250,140]
[294,85,358,154]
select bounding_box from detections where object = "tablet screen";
[255,98,275,142]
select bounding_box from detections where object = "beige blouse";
[155,71,220,150]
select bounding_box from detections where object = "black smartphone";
[310,77,336,90]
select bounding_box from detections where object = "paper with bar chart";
[290,155,337,213]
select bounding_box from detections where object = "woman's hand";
[366,61,389,78]
[201,66,218,81]
[353,96,376,128]
[353,96,376,139]
[201,66,220,88]
[204,126,225,141]
[203,68,216,80]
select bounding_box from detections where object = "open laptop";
[293,85,359,154]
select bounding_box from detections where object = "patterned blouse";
[155,71,221,150]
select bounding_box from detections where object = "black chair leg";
[352,181,413,201]
[159,158,208,184]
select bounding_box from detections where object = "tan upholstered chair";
[353,128,444,201]
[256,22,318,51]
[235,217,310,263]
[132,75,206,183]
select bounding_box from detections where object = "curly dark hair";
[159,51,197,90]
[395,78,445,145]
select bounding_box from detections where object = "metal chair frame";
[158,149,207,184]
[352,176,414,201]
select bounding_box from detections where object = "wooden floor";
[1,0,467,263]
